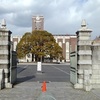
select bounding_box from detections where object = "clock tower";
[32,16,44,31]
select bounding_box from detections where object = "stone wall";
[91,42,100,88]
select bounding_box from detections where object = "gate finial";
[81,19,86,28]
[1,19,6,28]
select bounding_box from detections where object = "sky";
[0,0,100,39]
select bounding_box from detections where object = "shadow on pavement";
[17,67,26,74]
[16,75,35,84]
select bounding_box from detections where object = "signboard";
[37,62,42,72]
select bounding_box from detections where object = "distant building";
[93,36,100,43]
[32,16,44,31]
[54,34,77,62]
[12,36,22,51]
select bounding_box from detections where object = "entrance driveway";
[17,63,70,83]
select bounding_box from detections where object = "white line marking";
[51,65,70,75]
[17,65,28,73]
[23,65,28,68]
[92,91,100,99]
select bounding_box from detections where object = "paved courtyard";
[0,82,100,100]
[0,63,100,100]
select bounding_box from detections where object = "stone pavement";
[0,82,100,100]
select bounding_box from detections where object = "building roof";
[93,36,100,42]
[92,36,100,45]
[53,34,76,36]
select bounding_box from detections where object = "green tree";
[16,32,31,58]
[17,30,63,62]
[30,30,55,61]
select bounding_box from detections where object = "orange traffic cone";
[41,81,47,92]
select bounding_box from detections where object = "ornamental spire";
[81,19,86,28]
[1,19,6,28]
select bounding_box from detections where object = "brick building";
[54,34,77,62]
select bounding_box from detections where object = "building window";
[66,42,69,52]
[14,41,17,51]
[66,42,69,60]
[59,42,62,47]
[66,52,69,60]
[27,54,31,58]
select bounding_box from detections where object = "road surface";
[17,63,70,83]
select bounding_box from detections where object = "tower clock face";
[36,16,40,20]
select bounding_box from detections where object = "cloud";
[0,0,100,38]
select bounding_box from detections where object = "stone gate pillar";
[74,20,92,91]
[0,19,12,89]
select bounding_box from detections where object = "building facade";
[11,36,22,51]
[54,34,77,62]
[32,16,44,31]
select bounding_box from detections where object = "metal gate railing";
[70,43,77,84]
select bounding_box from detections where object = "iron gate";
[70,46,77,84]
